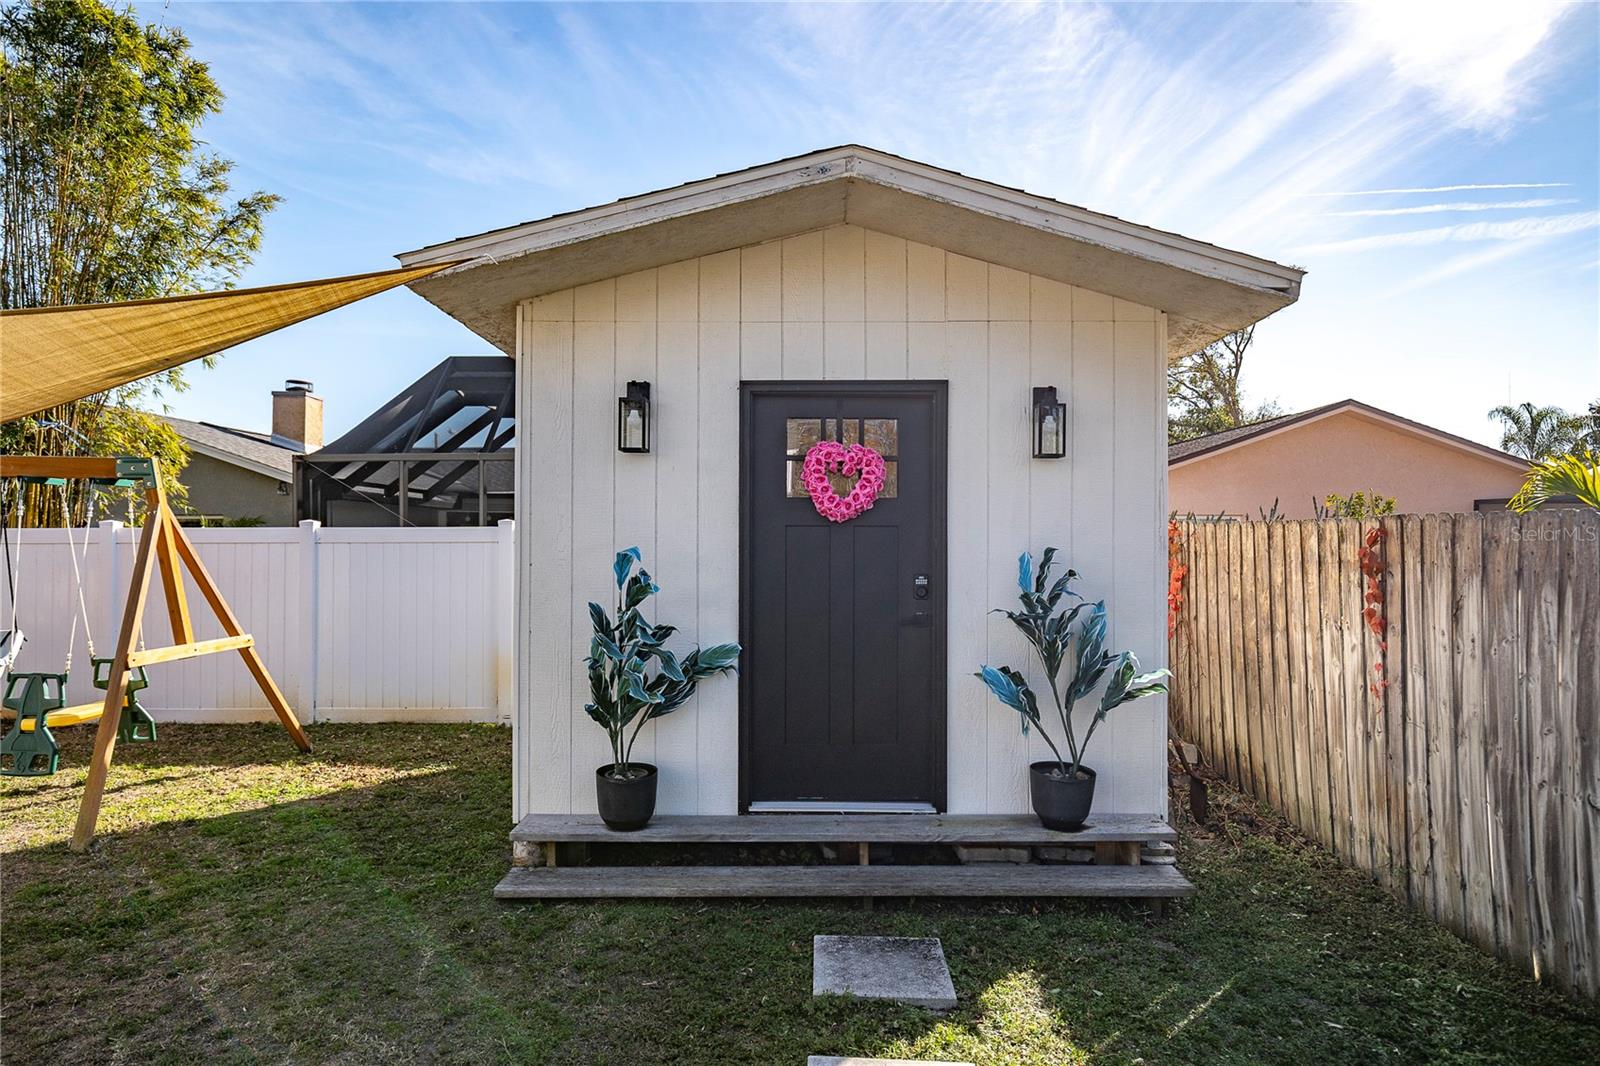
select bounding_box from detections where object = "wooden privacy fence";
[1168,511,1598,999]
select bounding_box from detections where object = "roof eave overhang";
[396,147,1304,360]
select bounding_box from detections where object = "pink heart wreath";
[801,440,886,523]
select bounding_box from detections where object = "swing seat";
[10,703,103,730]
[0,672,102,776]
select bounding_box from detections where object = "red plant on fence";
[1359,525,1393,700]
[1167,520,1188,637]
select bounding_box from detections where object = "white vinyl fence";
[1,521,514,724]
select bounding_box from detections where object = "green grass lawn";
[2,724,1594,1064]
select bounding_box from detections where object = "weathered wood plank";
[1554,509,1593,997]
[1524,511,1564,985]
[1199,524,1223,771]
[1481,511,1522,960]
[1339,519,1374,878]
[1248,518,1273,800]
[495,863,1197,899]
[1379,515,1408,896]
[1283,522,1312,832]
[1357,519,1393,895]
[1217,521,1243,794]
[1237,520,1265,802]
[1569,511,1600,998]
[1299,520,1332,848]
[1401,514,1431,907]
[509,813,1178,845]
[1319,519,1351,860]
[1423,514,1463,931]
[1222,518,1248,793]
[1268,521,1297,822]
[1453,514,1493,948]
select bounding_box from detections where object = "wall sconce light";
[618,381,651,453]
[1032,386,1066,459]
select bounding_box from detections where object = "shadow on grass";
[3,724,1596,1065]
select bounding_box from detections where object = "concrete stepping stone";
[812,935,958,1010]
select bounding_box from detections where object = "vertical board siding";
[517,223,1168,819]
[2,525,510,722]
[1168,512,1600,1000]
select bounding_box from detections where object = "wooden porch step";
[495,862,1195,899]
[508,813,1175,846]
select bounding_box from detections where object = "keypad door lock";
[913,574,930,600]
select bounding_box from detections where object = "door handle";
[902,609,931,628]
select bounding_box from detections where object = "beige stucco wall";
[1169,409,1528,519]
[177,453,294,525]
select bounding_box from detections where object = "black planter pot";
[1029,761,1097,831]
[595,763,658,830]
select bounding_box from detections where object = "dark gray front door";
[739,381,947,809]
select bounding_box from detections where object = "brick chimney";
[272,379,323,452]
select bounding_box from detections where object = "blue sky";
[140,1,1598,445]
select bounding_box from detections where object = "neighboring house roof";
[395,144,1304,360]
[161,415,297,480]
[1168,399,1529,470]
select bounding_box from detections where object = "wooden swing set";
[0,454,311,851]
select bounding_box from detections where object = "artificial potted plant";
[585,547,740,829]
[976,548,1171,831]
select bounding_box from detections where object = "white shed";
[398,146,1302,824]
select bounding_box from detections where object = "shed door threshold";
[747,801,938,814]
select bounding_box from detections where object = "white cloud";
[1307,182,1572,196]
[1296,210,1599,255]
[1345,0,1572,130]
[1325,198,1577,217]
[1392,238,1556,294]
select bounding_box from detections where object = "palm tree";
[1487,402,1582,460]
[1509,451,1599,512]
[1582,400,1600,452]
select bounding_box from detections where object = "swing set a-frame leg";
[69,493,311,852]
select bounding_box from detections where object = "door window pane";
[786,417,898,499]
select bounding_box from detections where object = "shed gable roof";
[396,146,1303,359]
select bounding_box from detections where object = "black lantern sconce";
[618,381,651,453]
[1032,386,1067,459]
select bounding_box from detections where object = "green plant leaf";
[1096,653,1171,721]
[626,673,663,705]
[591,633,625,661]
[613,546,642,589]
[1046,569,1079,608]
[690,643,742,676]
[1067,602,1111,704]
[651,647,686,682]
[588,602,612,638]
[1017,552,1033,594]
[975,665,1043,737]
[625,570,659,609]
[1034,546,1057,594]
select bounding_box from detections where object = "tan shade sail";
[0,263,459,422]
